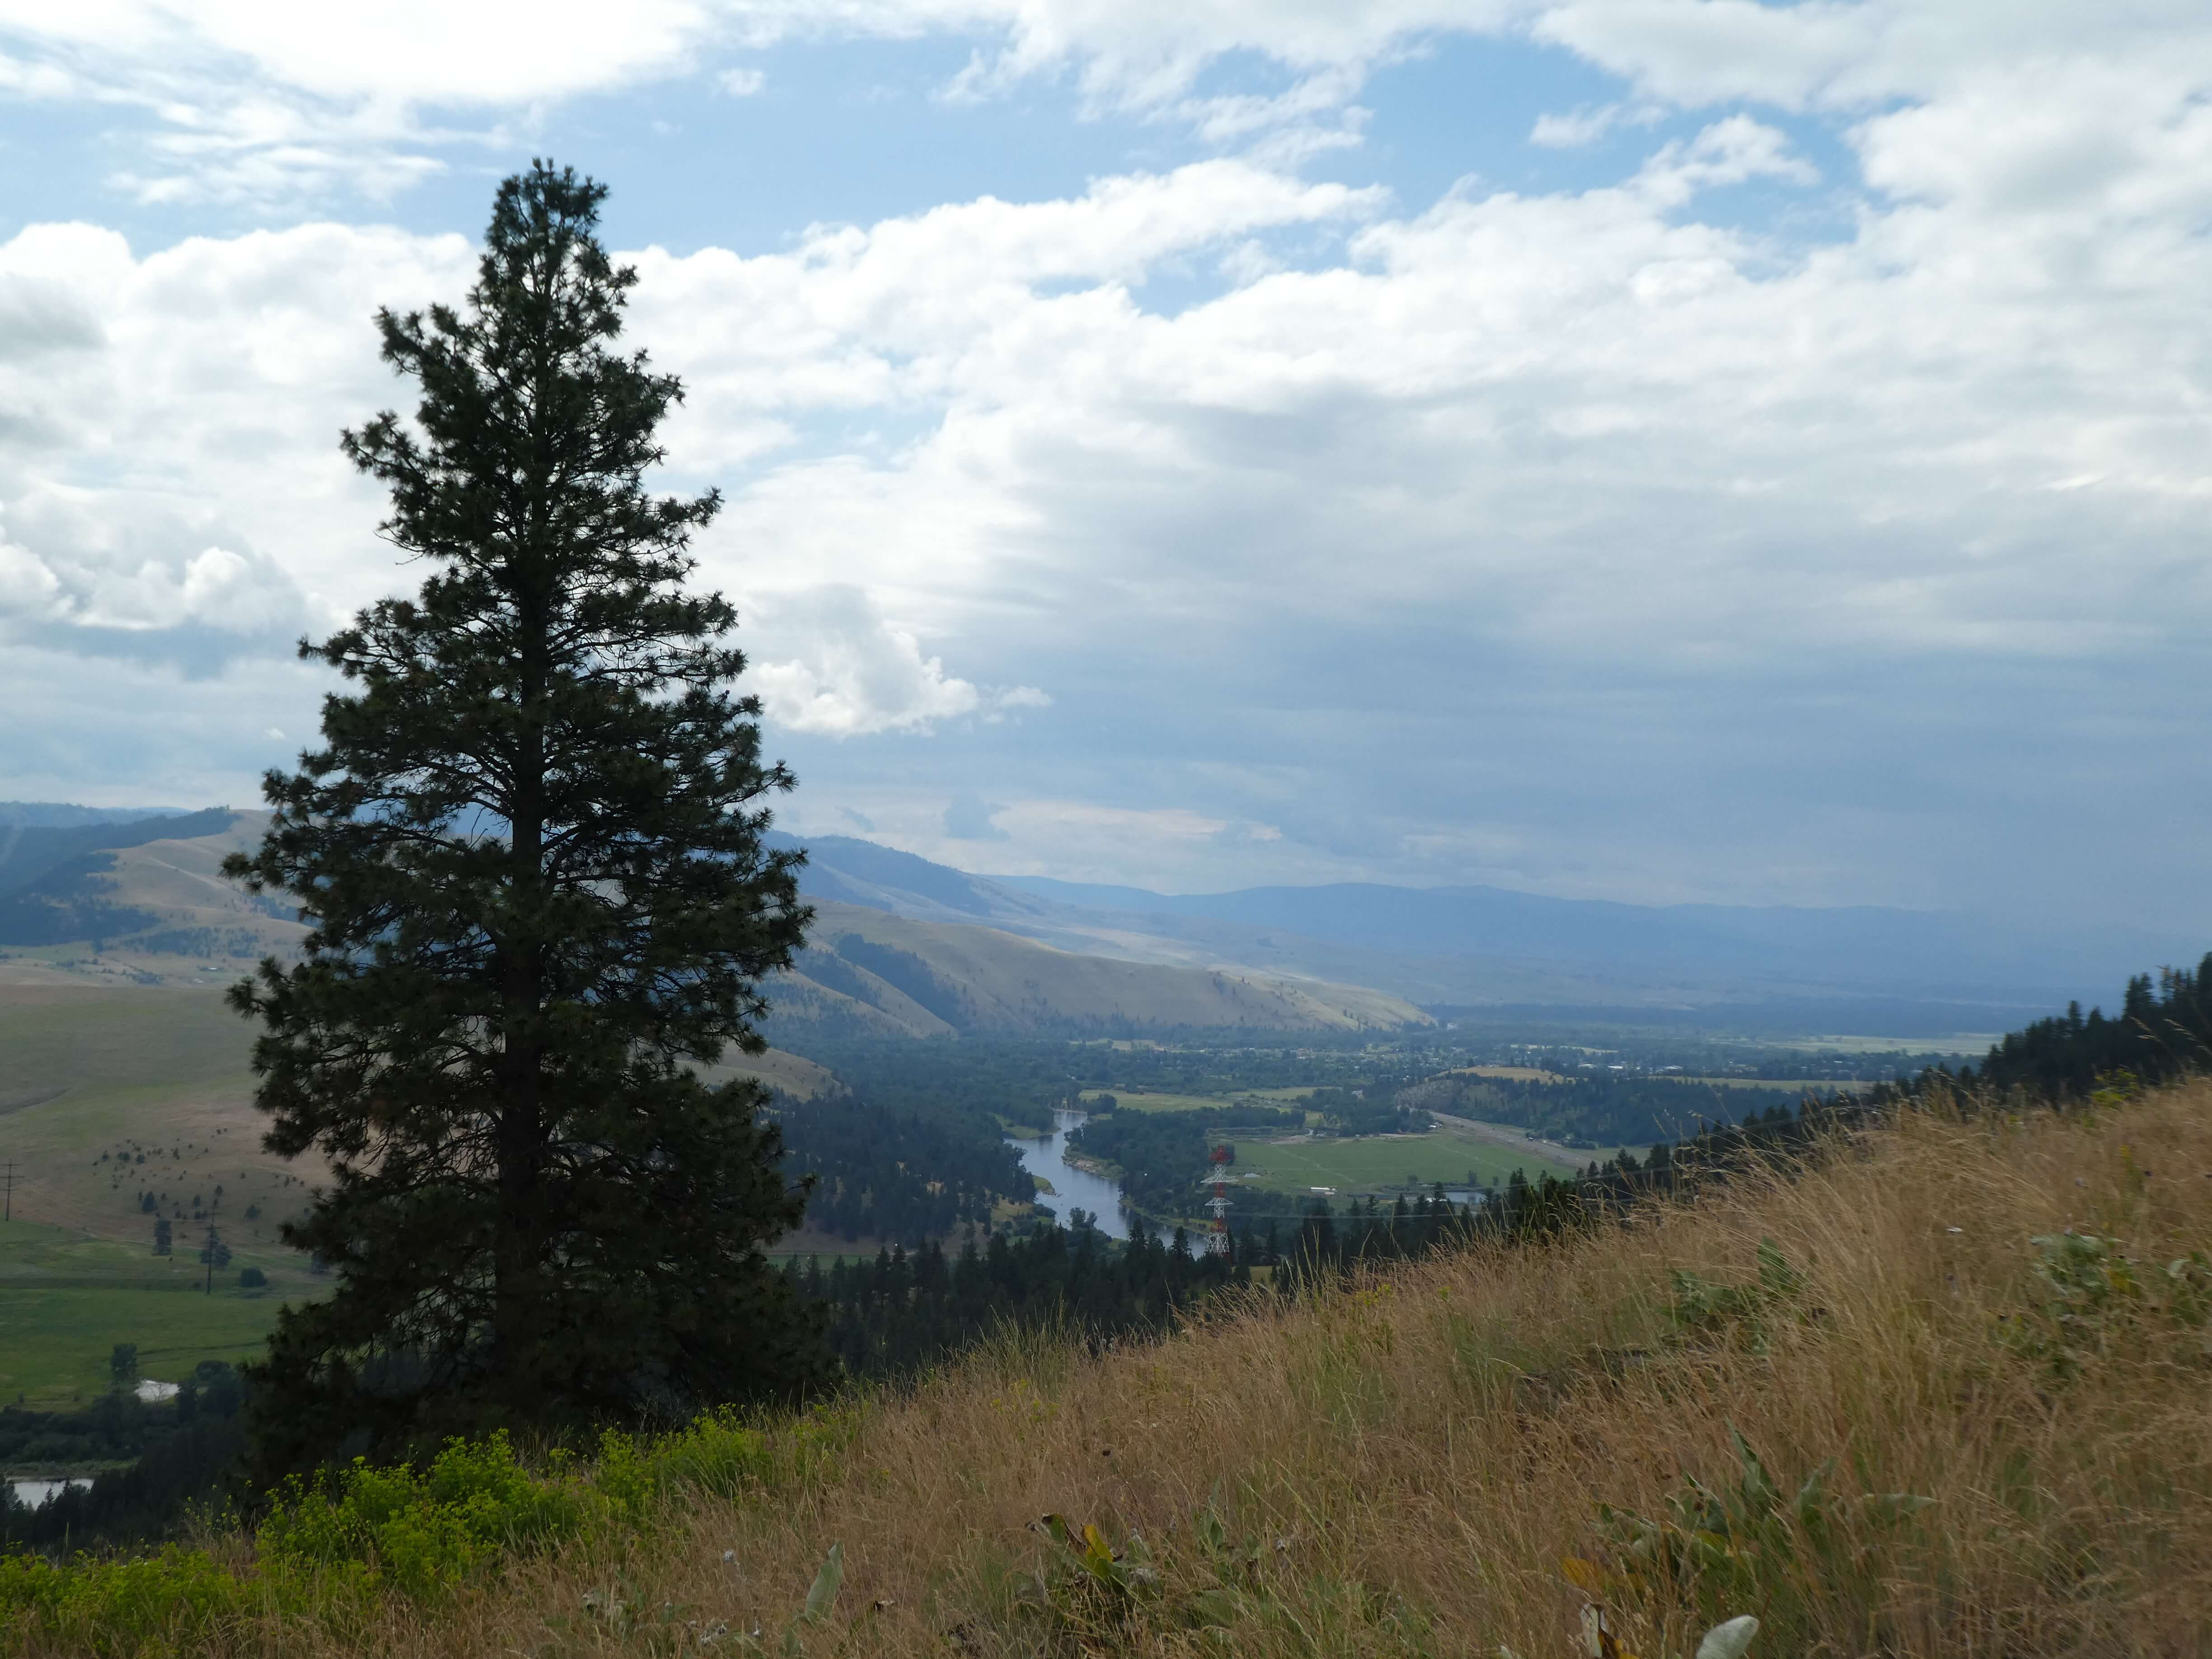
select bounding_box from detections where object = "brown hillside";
[780,900,1430,1035]
[273,1080,2212,1657]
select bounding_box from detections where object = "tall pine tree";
[225,163,828,1471]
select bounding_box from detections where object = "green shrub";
[0,1545,272,1657]
[1581,1429,1930,1640]
[0,1406,858,1652]
[1992,1229,2212,1382]
[256,1430,596,1599]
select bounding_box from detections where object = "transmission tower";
[1202,1144,1234,1258]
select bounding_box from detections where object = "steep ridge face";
[767,900,1430,1036]
[0,810,254,951]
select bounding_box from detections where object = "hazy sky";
[1,2,2208,926]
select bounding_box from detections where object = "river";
[1006,1109,1172,1244]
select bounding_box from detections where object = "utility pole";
[2,1159,14,1223]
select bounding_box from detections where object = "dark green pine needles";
[224,162,830,1473]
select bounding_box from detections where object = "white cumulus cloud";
[744,584,1048,736]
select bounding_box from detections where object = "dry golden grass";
[32,1079,2212,1658]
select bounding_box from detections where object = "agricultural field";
[1076,1088,1277,1115]
[0,1218,319,1410]
[1228,1125,1579,1198]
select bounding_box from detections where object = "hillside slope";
[14,1078,2209,1654]
[774,900,1428,1036]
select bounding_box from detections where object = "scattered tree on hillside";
[225,161,828,1472]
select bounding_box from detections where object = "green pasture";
[1080,1089,1312,1118]
[0,1288,281,1410]
[0,987,248,1113]
[0,1218,318,1410]
[1227,1128,1578,1198]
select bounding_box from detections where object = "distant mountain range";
[0,802,188,829]
[771,833,2203,1032]
[1,805,2188,1038]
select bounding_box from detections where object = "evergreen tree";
[225,162,827,1469]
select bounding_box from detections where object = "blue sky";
[1,1,2209,933]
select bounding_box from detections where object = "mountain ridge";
[0,809,1429,1034]
[779,837,2198,1019]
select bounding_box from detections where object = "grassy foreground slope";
[13,1082,2212,1655]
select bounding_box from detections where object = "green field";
[1078,1088,1320,1118]
[1228,1127,1578,1197]
[1078,1089,1258,1115]
[0,1218,318,1410]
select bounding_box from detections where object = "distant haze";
[778,833,2193,1029]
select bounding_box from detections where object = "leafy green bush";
[1579,1429,1930,1640]
[0,1408,855,1651]
[0,1545,295,1657]
[1992,1230,2212,1382]
[256,1431,595,1599]
[1664,1238,1805,1352]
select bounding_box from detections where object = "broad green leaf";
[800,1542,844,1625]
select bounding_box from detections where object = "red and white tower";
[1204,1144,1234,1258]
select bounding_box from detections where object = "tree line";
[0,1364,248,1549]
[1393,1071,1812,1148]
[1887,955,2212,1104]
[770,1090,1030,1242]
[792,1220,1238,1381]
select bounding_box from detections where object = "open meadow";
[0,1219,318,1411]
[1077,1088,1261,1114]
[1230,1124,1580,1195]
